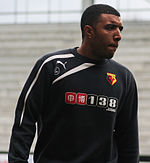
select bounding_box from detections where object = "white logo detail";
[56,61,67,69]
[78,95,86,103]
[67,95,75,102]
[54,60,67,75]
[54,67,60,75]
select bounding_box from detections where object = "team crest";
[106,73,117,86]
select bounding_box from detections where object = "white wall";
[1,0,150,23]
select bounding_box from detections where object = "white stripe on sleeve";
[52,63,95,84]
[19,54,74,126]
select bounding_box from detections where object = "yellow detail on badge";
[106,73,117,86]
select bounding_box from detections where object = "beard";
[94,50,115,60]
[105,52,115,59]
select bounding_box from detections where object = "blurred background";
[0,0,150,162]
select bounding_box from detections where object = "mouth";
[108,44,118,48]
[108,44,118,52]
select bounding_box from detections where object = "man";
[8,4,139,163]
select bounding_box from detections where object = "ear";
[84,25,94,39]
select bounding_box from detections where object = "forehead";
[97,13,123,26]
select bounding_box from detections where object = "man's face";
[90,13,123,60]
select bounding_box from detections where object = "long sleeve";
[8,58,52,163]
[115,72,139,163]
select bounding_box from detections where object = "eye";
[105,24,123,32]
[119,26,123,32]
[105,24,117,31]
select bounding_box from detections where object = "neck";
[77,41,94,59]
[78,42,103,61]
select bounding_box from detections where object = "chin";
[105,53,114,59]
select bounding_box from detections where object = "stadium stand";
[0,22,150,161]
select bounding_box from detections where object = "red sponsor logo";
[77,93,87,105]
[65,92,118,112]
[65,92,76,104]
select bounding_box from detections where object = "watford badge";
[106,73,117,86]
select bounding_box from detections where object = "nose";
[114,28,122,42]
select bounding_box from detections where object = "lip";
[108,44,118,48]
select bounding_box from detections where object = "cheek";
[93,32,109,48]
[96,38,108,49]
[94,35,104,45]
[96,33,108,44]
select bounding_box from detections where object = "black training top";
[8,47,139,163]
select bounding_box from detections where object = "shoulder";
[40,48,74,62]
[110,59,137,90]
[108,59,137,86]
[108,59,133,76]
[35,48,75,67]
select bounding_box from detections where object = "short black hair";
[80,4,120,39]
